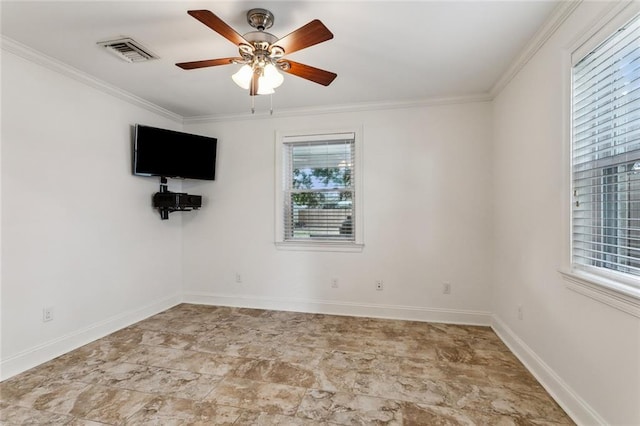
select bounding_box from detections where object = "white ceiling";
[1,1,559,119]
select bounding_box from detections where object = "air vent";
[97,37,159,63]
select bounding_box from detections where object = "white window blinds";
[572,14,640,282]
[282,133,355,241]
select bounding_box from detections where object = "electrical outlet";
[331,278,339,288]
[235,273,242,283]
[375,280,384,291]
[517,305,523,320]
[42,307,53,322]
[443,282,451,294]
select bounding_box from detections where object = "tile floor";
[0,304,573,425]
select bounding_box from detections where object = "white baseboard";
[491,314,605,426]
[183,291,492,326]
[0,293,182,381]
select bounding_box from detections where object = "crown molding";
[490,0,582,98]
[1,33,492,126]
[3,0,580,128]
[1,35,183,124]
[183,93,493,124]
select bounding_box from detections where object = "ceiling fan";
[176,8,337,96]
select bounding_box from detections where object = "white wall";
[181,102,493,323]
[0,50,183,379]
[4,3,638,423]
[491,2,640,425]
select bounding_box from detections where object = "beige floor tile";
[122,344,245,376]
[0,401,76,425]
[204,377,306,415]
[296,389,404,425]
[353,371,452,406]
[0,377,89,415]
[124,396,242,425]
[66,384,154,424]
[95,362,222,400]
[235,410,332,425]
[0,304,573,425]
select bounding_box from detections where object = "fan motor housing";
[243,31,278,46]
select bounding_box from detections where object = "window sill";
[559,269,640,318]
[275,241,364,253]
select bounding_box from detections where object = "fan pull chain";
[247,93,275,115]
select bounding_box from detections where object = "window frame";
[274,127,364,252]
[562,2,640,317]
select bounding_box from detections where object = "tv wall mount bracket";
[152,177,203,220]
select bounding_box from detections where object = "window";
[275,130,363,250]
[571,13,640,292]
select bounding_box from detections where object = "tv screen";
[133,124,217,180]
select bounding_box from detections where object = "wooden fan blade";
[273,20,333,55]
[281,60,337,86]
[187,10,249,46]
[176,57,240,70]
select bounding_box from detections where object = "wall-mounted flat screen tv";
[133,124,217,180]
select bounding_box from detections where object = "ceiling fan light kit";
[176,7,337,114]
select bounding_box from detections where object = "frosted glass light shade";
[257,75,275,95]
[263,63,284,88]
[232,65,253,89]
[232,63,283,95]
